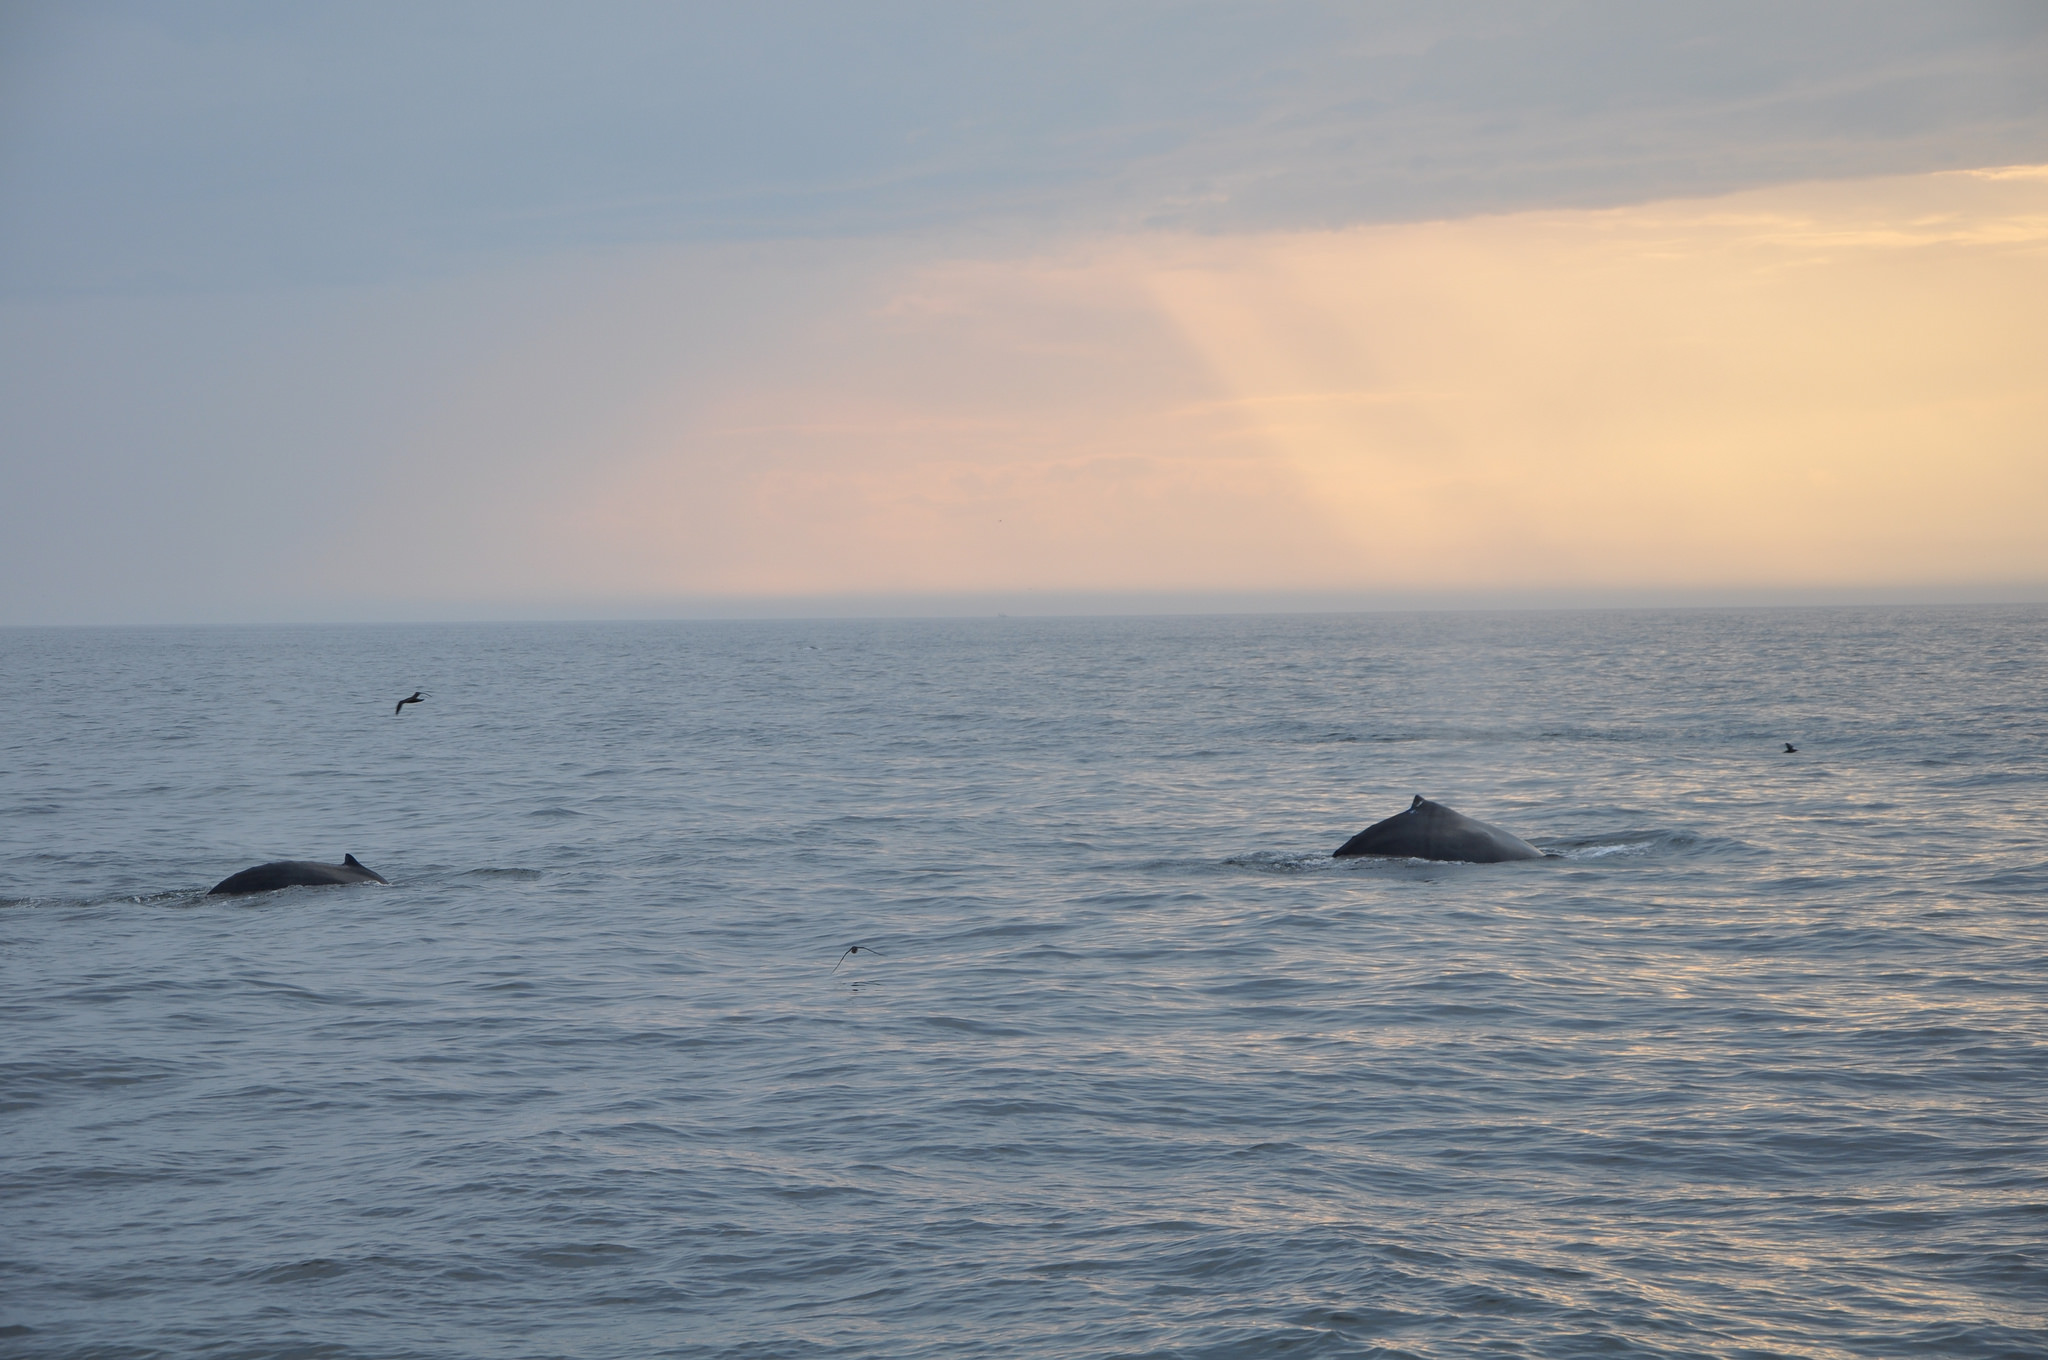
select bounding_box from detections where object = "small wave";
[1544,829,1737,860]
[1552,840,1657,859]
[518,1243,639,1269]
[2,888,206,910]
[1222,850,1332,874]
[465,867,543,880]
[1329,853,1491,871]
[921,1015,1029,1037]
[941,919,1068,943]
[1307,731,1414,744]
[245,1258,351,1285]
[1969,862,2048,893]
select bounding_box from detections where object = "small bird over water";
[832,944,883,974]
[1783,742,1798,753]
[395,691,424,715]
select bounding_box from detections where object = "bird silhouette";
[832,944,883,974]
[395,691,424,715]
[1783,742,1797,753]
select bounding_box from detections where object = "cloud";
[1141,168,2048,590]
[5,6,2046,622]
[4,2,2045,294]
[216,162,2044,618]
[6,163,2045,622]
[300,240,1357,608]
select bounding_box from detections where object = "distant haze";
[4,3,2046,623]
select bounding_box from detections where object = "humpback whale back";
[1334,795,1546,863]
[208,854,389,896]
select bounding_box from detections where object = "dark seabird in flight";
[395,692,424,715]
[1783,742,1797,753]
[832,944,883,974]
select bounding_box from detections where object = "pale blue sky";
[7,2,2045,296]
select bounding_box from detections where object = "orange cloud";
[1141,166,2048,590]
[331,165,2048,604]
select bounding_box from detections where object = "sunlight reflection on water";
[2,607,2045,1358]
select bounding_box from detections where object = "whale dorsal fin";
[345,854,362,867]
[1411,794,1425,809]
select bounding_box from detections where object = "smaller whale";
[1334,795,1549,863]
[209,854,388,896]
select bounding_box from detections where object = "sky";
[3,2,2046,623]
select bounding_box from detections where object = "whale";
[1333,796,1548,863]
[208,854,388,896]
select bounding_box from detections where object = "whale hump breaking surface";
[1333,795,1547,863]
[207,854,389,895]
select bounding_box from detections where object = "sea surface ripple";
[2,608,2045,1358]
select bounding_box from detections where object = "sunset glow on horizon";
[307,164,2048,610]
[5,6,2045,622]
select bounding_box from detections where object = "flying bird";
[832,944,883,974]
[395,691,424,715]
[1783,742,1797,753]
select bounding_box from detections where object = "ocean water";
[2,607,2044,1359]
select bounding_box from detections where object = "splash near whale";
[208,855,388,895]
[1334,796,1548,863]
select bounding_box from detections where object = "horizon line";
[7,582,2046,629]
